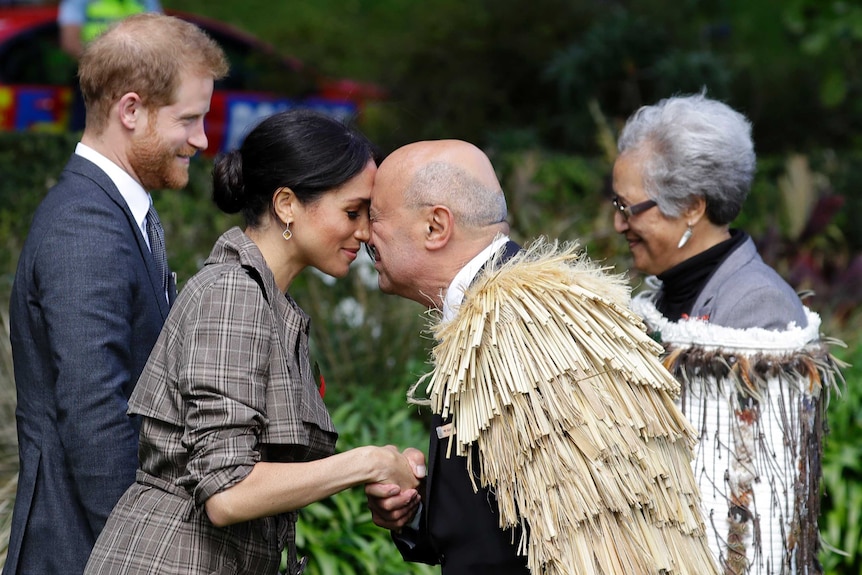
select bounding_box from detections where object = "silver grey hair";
[404,161,507,227]
[617,92,755,224]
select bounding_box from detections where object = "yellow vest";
[81,0,148,43]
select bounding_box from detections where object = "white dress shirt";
[441,234,510,322]
[74,142,153,249]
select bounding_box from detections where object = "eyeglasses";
[612,196,657,220]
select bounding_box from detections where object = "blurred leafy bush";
[0,132,80,276]
[820,335,862,575]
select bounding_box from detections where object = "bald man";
[365,139,528,574]
[364,140,721,575]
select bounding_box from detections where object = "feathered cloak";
[417,239,720,575]
[630,289,845,575]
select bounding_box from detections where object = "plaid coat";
[85,227,337,575]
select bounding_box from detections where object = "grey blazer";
[687,235,807,330]
[5,154,173,575]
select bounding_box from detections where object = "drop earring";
[677,224,693,249]
[282,222,293,241]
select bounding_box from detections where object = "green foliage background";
[2,0,862,572]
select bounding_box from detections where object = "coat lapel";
[67,155,172,318]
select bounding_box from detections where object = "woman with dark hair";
[85,109,421,575]
[612,93,844,574]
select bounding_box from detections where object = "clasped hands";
[367,446,426,531]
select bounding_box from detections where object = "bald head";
[380,140,507,228]
[368,140,509,307]
[386,139,501,187]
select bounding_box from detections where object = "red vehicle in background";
[0,5,386,155]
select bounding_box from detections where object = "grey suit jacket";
[687,235,807,330]
[5,154,173,575]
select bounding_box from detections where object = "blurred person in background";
[59,0,162,60]
[612,92,845,574]
[58,0,163,130]
[5,14,227,575]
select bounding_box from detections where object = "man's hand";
[366,447,426,531]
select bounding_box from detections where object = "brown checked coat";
[85,227,337,575]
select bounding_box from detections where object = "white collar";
[442,234,510,322]
[75,142,152,242]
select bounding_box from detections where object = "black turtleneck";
[656,229,748,321]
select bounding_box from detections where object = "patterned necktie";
[146,203,169,294]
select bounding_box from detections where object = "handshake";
[364,446,426,532]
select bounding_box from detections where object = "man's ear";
[425,205,454,251]
[118,92,143,131]
[272,187,296,225]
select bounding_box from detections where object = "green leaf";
[820,69,848,108]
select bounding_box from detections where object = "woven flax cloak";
[631,290,845,575]
[417,239,720,575]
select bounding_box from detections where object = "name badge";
[436,423,453,439]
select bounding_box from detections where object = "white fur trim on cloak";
[631,288,846,575]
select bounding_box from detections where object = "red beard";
[129,123,196,190]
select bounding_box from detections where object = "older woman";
[612,93,806,329]
[612,93,844,575]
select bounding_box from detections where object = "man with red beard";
[5,13,228,575]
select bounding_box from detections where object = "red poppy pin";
[313,361,326,398]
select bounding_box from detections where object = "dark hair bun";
[211,149,245,214]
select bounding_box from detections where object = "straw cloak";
[631,285,845,575]
[416,238,720,575]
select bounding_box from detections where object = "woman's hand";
[371,445,425,490]
[365,447,425,530]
